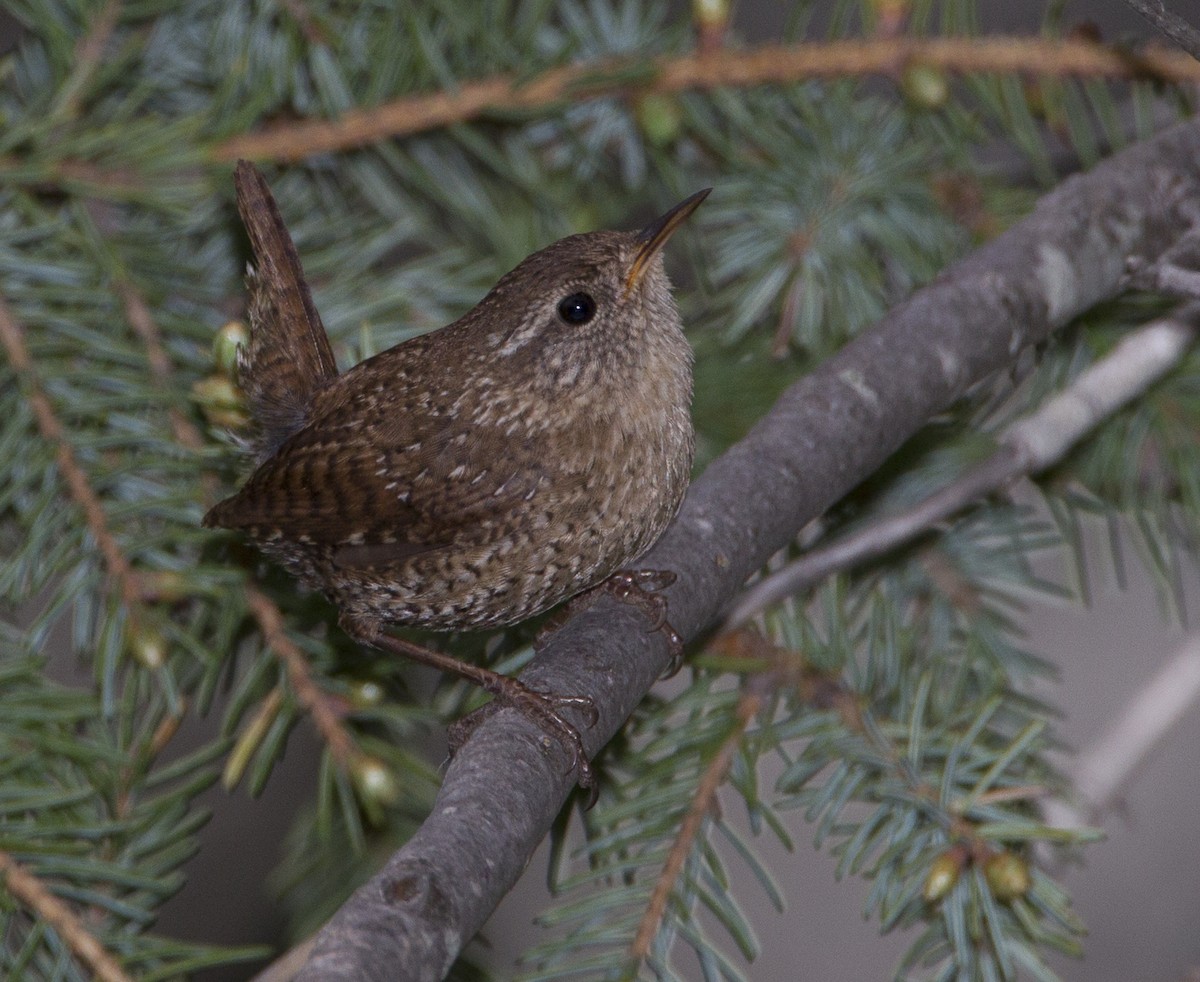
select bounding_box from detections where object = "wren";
[204,161,708,788]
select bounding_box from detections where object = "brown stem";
[0,851,133,982]
[245,588,359,769]
[54,0,123,121]
[213,36,1200,164]
[0,295,141,607]
[0,156,145,194]
[279,0,331,47]
[115,281,209,455]
[628,691,762,963]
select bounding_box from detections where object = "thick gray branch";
[1123,0,1200,63]
[292,116,1200,982]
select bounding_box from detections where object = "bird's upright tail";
[232,160,339,458]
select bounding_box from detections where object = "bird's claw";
[603,569,685,677]
[448,682,598,793]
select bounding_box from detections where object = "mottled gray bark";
[292,115,1200,982]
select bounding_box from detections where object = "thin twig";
[1044,633,1200,828]
[214,36,1200,163]
[628,691,763,963]
[279,0,330,47]
[0,851,133,982]
[724,306,1200,628]
[115,281,209,454]
[53,0,123,121]
[0,294,141,607]
[245,588,358,769]
[114,278,220,500]
[0,156,146,195]
[1123,0,1200,63]
[1126,256,1200,298]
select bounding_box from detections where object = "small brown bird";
[204,162,707,786]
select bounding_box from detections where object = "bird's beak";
[624,188,711,295]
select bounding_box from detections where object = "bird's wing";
[203,408,552,565]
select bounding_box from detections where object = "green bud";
[922,850,962,903]
[902,64,949,110]
[192,374,249,428]
[126,619,167,669]
[213,320,249,377]
[139,570,190,603]
[985,851,1031,902]
[636,93,684,148]
[347,680,386,708]
[692,0,729,28]
[352,756,400,809]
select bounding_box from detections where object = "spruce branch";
[725,305,1200,628]
[245,587,360,771]
[735,630,1030,868]
[0,851,133,982]
[214,37,1200,164]
[0,294,143,610]
[291,115,1200,982]
[1123,0,1200,63]
[628,688,764,965]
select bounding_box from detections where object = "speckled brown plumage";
[205,162,706,650]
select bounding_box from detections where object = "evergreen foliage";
[1,0,1197,979]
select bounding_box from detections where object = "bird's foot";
[535,568,685,676]
[605,569,685,676]
[361,628,598,793]
[449,680,599,795]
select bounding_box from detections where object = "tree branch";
[291,117,1200,981]
[52,0,123,122]
[0,294,142,609]
[245,587,361,771]
[214,37,1200,164]
[1043,632,1200,830]
[0,851,133,982]
[724,305,1200,628]
[1123,0,1200,63]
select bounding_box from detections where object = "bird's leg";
[536,568,686,677]
[346,620,598,789]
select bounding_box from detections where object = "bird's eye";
[557,292,596,325]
